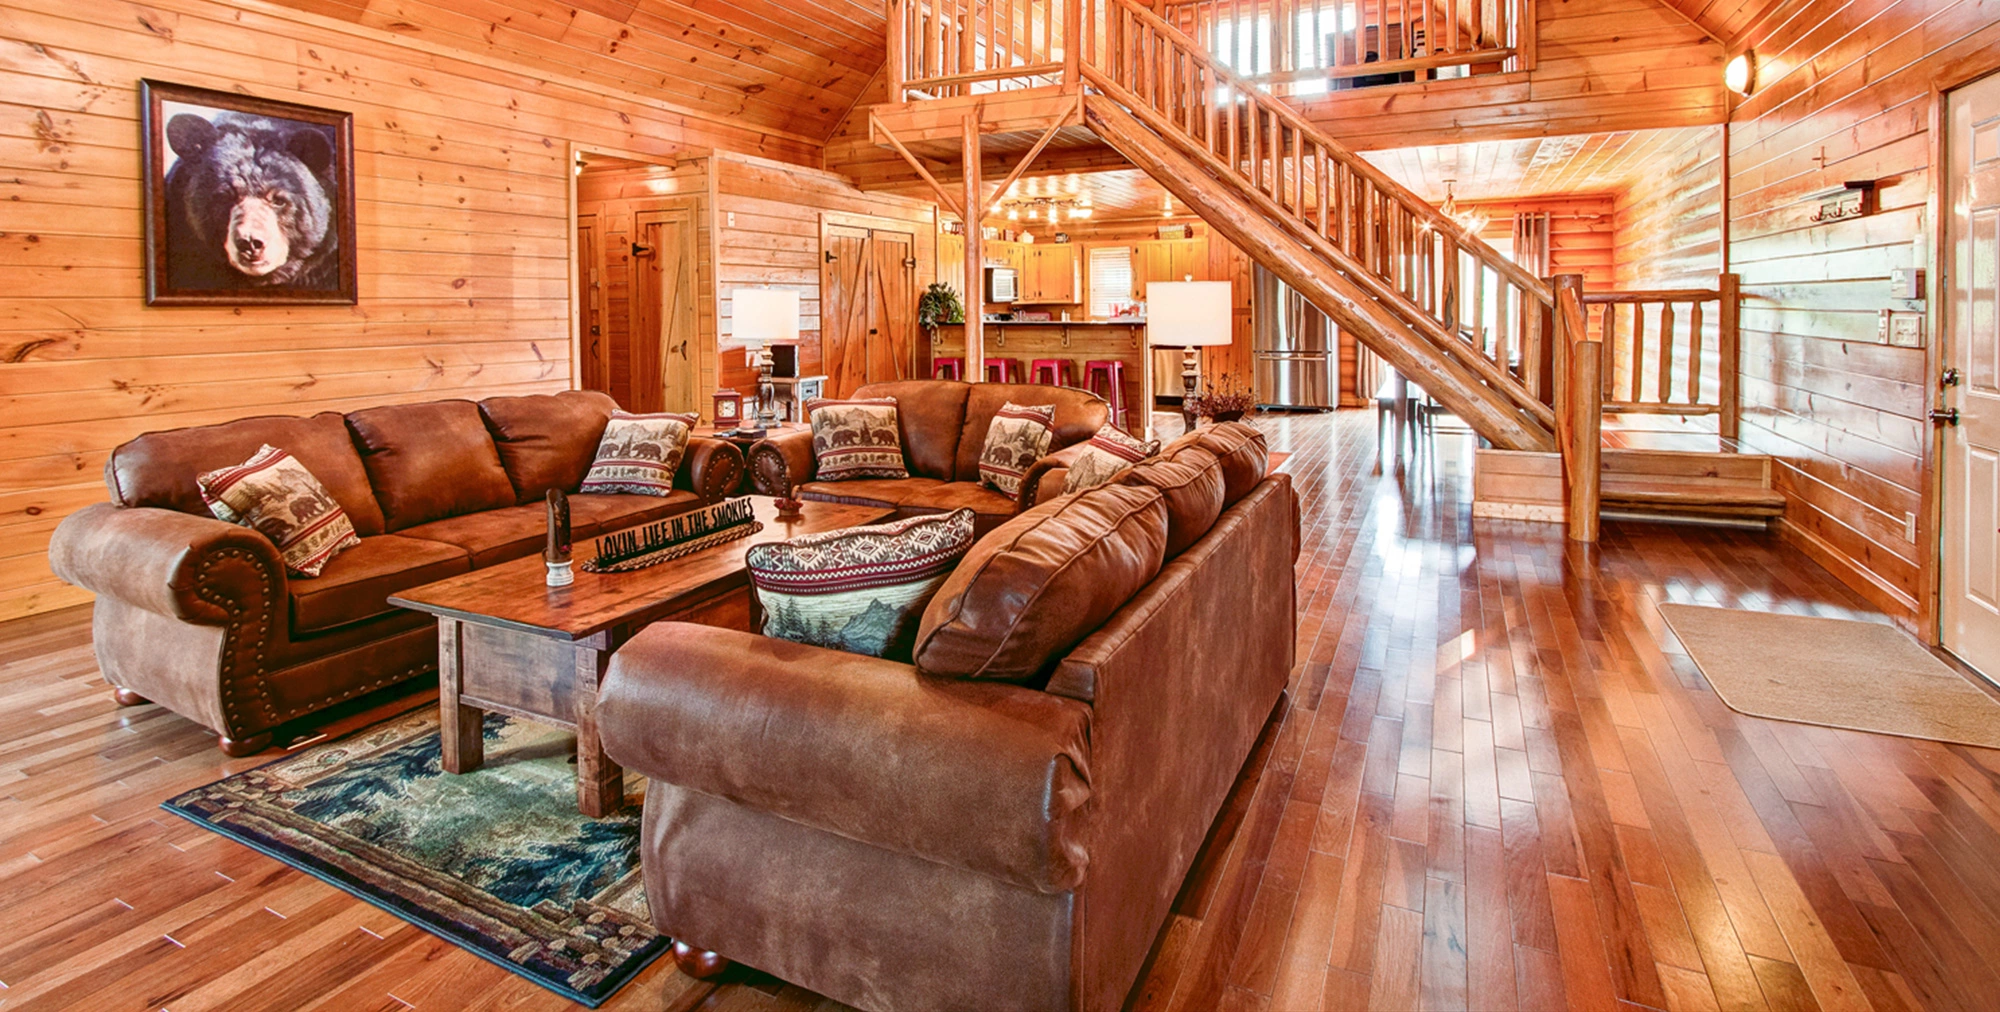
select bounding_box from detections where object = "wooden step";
[1472,447,1787,523]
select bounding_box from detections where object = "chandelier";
[1439,179,1488,236]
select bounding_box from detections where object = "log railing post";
[1552,274,1598,542]
[1064,0,1083,87]
[1718,271,1741,442]
[962,106,985,380]
[887,0,907,100]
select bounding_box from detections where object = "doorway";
[573,153,702,414]
[821,219,919,399]
[1941,71,2000,676]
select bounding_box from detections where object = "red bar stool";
[1084,359,1129,429]
[1029,358,1074,387]
[932,356,964,381]
[985,358,1024,384]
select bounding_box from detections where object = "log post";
[962,106,985,379]
[887,0,907,101]
[1064,0,1083,88]
[1718,271,1741,442]
[1567,339,1602,543]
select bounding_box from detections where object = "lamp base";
[1180,348,1202,434]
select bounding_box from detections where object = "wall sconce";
[1724,51,1756,96]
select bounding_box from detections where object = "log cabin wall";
[1725,0,2000,624]
[1613,126,1724,289]
[711,153,938,397]
[0,0,819,622]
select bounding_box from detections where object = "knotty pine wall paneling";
[1613,126,1723,289]
[0,0,817,621]
[1725,0,2000,626]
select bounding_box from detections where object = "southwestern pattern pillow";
[978,402,1057,499]
[1064,424,1161,494]
[578,411,697,497]
[198,444,361,578]
[747,508,976,660]
[807,397,909,481]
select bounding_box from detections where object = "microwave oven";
[984,266,1017,303]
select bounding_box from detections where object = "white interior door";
[1942,71,2000,675]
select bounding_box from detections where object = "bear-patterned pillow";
[197,444,361,578]
[807,397,909,481]
[747,508,975,660]
[1063,424,1161,494]
[578,410,697,497]
[978,402,1057,499]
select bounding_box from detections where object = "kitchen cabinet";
[1015,243,1080,304]
[1135,237,1209,295]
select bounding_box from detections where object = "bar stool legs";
[1084,360,1129,429]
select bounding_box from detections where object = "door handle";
[1942,367,1962,388]
[1931,408,1960,427]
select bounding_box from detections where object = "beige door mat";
[1657,603,2000,750]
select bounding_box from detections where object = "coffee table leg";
[575,644,623,817]
[439,620,485,774]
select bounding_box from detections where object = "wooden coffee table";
[388,497,890,816]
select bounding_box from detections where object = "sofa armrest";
[49,503,286,625]
[598,622,1093,892]
[745,428,817,497]
[678,436,745,500]
[1015,442,1092,511]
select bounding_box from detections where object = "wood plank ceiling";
[1656,0,1791,47]
[263,0,889,141]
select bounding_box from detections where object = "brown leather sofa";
[747,379,1111,534]
[47,391,742,755]
[598,422,1298,1012]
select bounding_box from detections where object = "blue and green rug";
[163,710,666,1007]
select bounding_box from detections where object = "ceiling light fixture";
[1439,180,1488,236]
[1724,51,1756,96]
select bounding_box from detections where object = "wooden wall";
[710,152,938,396]
[1613,126,1723,289]
[574,159,716,413]
[0,0,816,621]
[1726,0,2000,624]
[1461,195,1618,288]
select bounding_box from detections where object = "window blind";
[1087,246,1134,319]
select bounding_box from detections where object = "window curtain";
[1511,211,1552,277]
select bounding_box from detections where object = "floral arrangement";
[1189,375,1256,420]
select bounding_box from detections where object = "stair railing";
[1550,274,1600,542]
[1157,0,1531,98]
[1581,273,1742,440]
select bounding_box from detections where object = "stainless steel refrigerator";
[1252,265,1334,409]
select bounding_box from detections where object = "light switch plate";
[1889,314,1924,348]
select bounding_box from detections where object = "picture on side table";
[140,80,359,306]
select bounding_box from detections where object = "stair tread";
[1602,483,1787,506]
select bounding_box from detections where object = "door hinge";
[631,242,653,257]
[825,250,838,263]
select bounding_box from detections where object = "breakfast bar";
[923,321,1152,436]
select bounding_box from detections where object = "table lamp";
[732,287,798,435]
[1146,280,1233,432]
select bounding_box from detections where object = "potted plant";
[1190,375,1256,424]
[917,282,965,340]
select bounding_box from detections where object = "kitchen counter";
[980,319,1147,326]
[926,322,1151,436]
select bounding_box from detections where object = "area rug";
[1658,603,2000,748]
[162,709,666,1007]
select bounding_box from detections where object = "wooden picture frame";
[141,80,358,306]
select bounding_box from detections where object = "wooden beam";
[873,117,965,219]
[1567,339,1603,543]
[1718,271,1741,442]
[963,105,985,379]
[986,96,1084,212]
[886,0,906,102]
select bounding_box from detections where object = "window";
[1088,246,1134,319]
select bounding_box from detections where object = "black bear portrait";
[143,81,357,306]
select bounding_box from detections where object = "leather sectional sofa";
[747,379,1111,534]
[599,421,1299,1012]
[48,391,742,755]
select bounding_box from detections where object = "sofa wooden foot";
[218,732,273,757]
[671,940,731,980]
[112,687,150,707]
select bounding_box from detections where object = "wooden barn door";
[821,221,918,399]
[632,208,699,414]
[1943,71,2000,676]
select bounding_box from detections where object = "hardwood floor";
[4,408,2000,1011]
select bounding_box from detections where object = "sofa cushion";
[914,483,1168,683]
[479,390,616,503]
[107,411,386,536]
[747,509,976,661]
[954,383,1109,482]
[1164,421,1268,506]
[197,444,363,577]
[850,380,971,479]
[1064,424,1160,494]
[345,401,517,531]
[398,503,553,569]
[1118,447,1226,560]
[289,534,471,634]
[976,402,1056,500]
[807,398,910,481]
[568,491,706,539]
[578,411,697,496]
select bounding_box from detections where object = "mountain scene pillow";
[198,444,361,578]
[578,410,697,496]
[807,397,909,481]
[746,508,975,660]
[977,402,1057,499]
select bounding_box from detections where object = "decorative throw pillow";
[1063,424,1161,494]
[197,444,362,578]
[747,508,976,660]
[977,402,1057,499]
[578,410,697,496]
[807,397,909,481]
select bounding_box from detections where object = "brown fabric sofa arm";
[1014,442,1092,512]
[50,503,286,625]
[678,436,744,500]
[746,428,816,497]
[598,622,1094,892]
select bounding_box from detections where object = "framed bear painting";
[141,81,359,306]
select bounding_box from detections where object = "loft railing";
[1581,274,1741,438]
[1161,0,1531,98]
[887,0,1076,98]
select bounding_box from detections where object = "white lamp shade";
[1147,281,1233,348]
[733,288,799,348]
